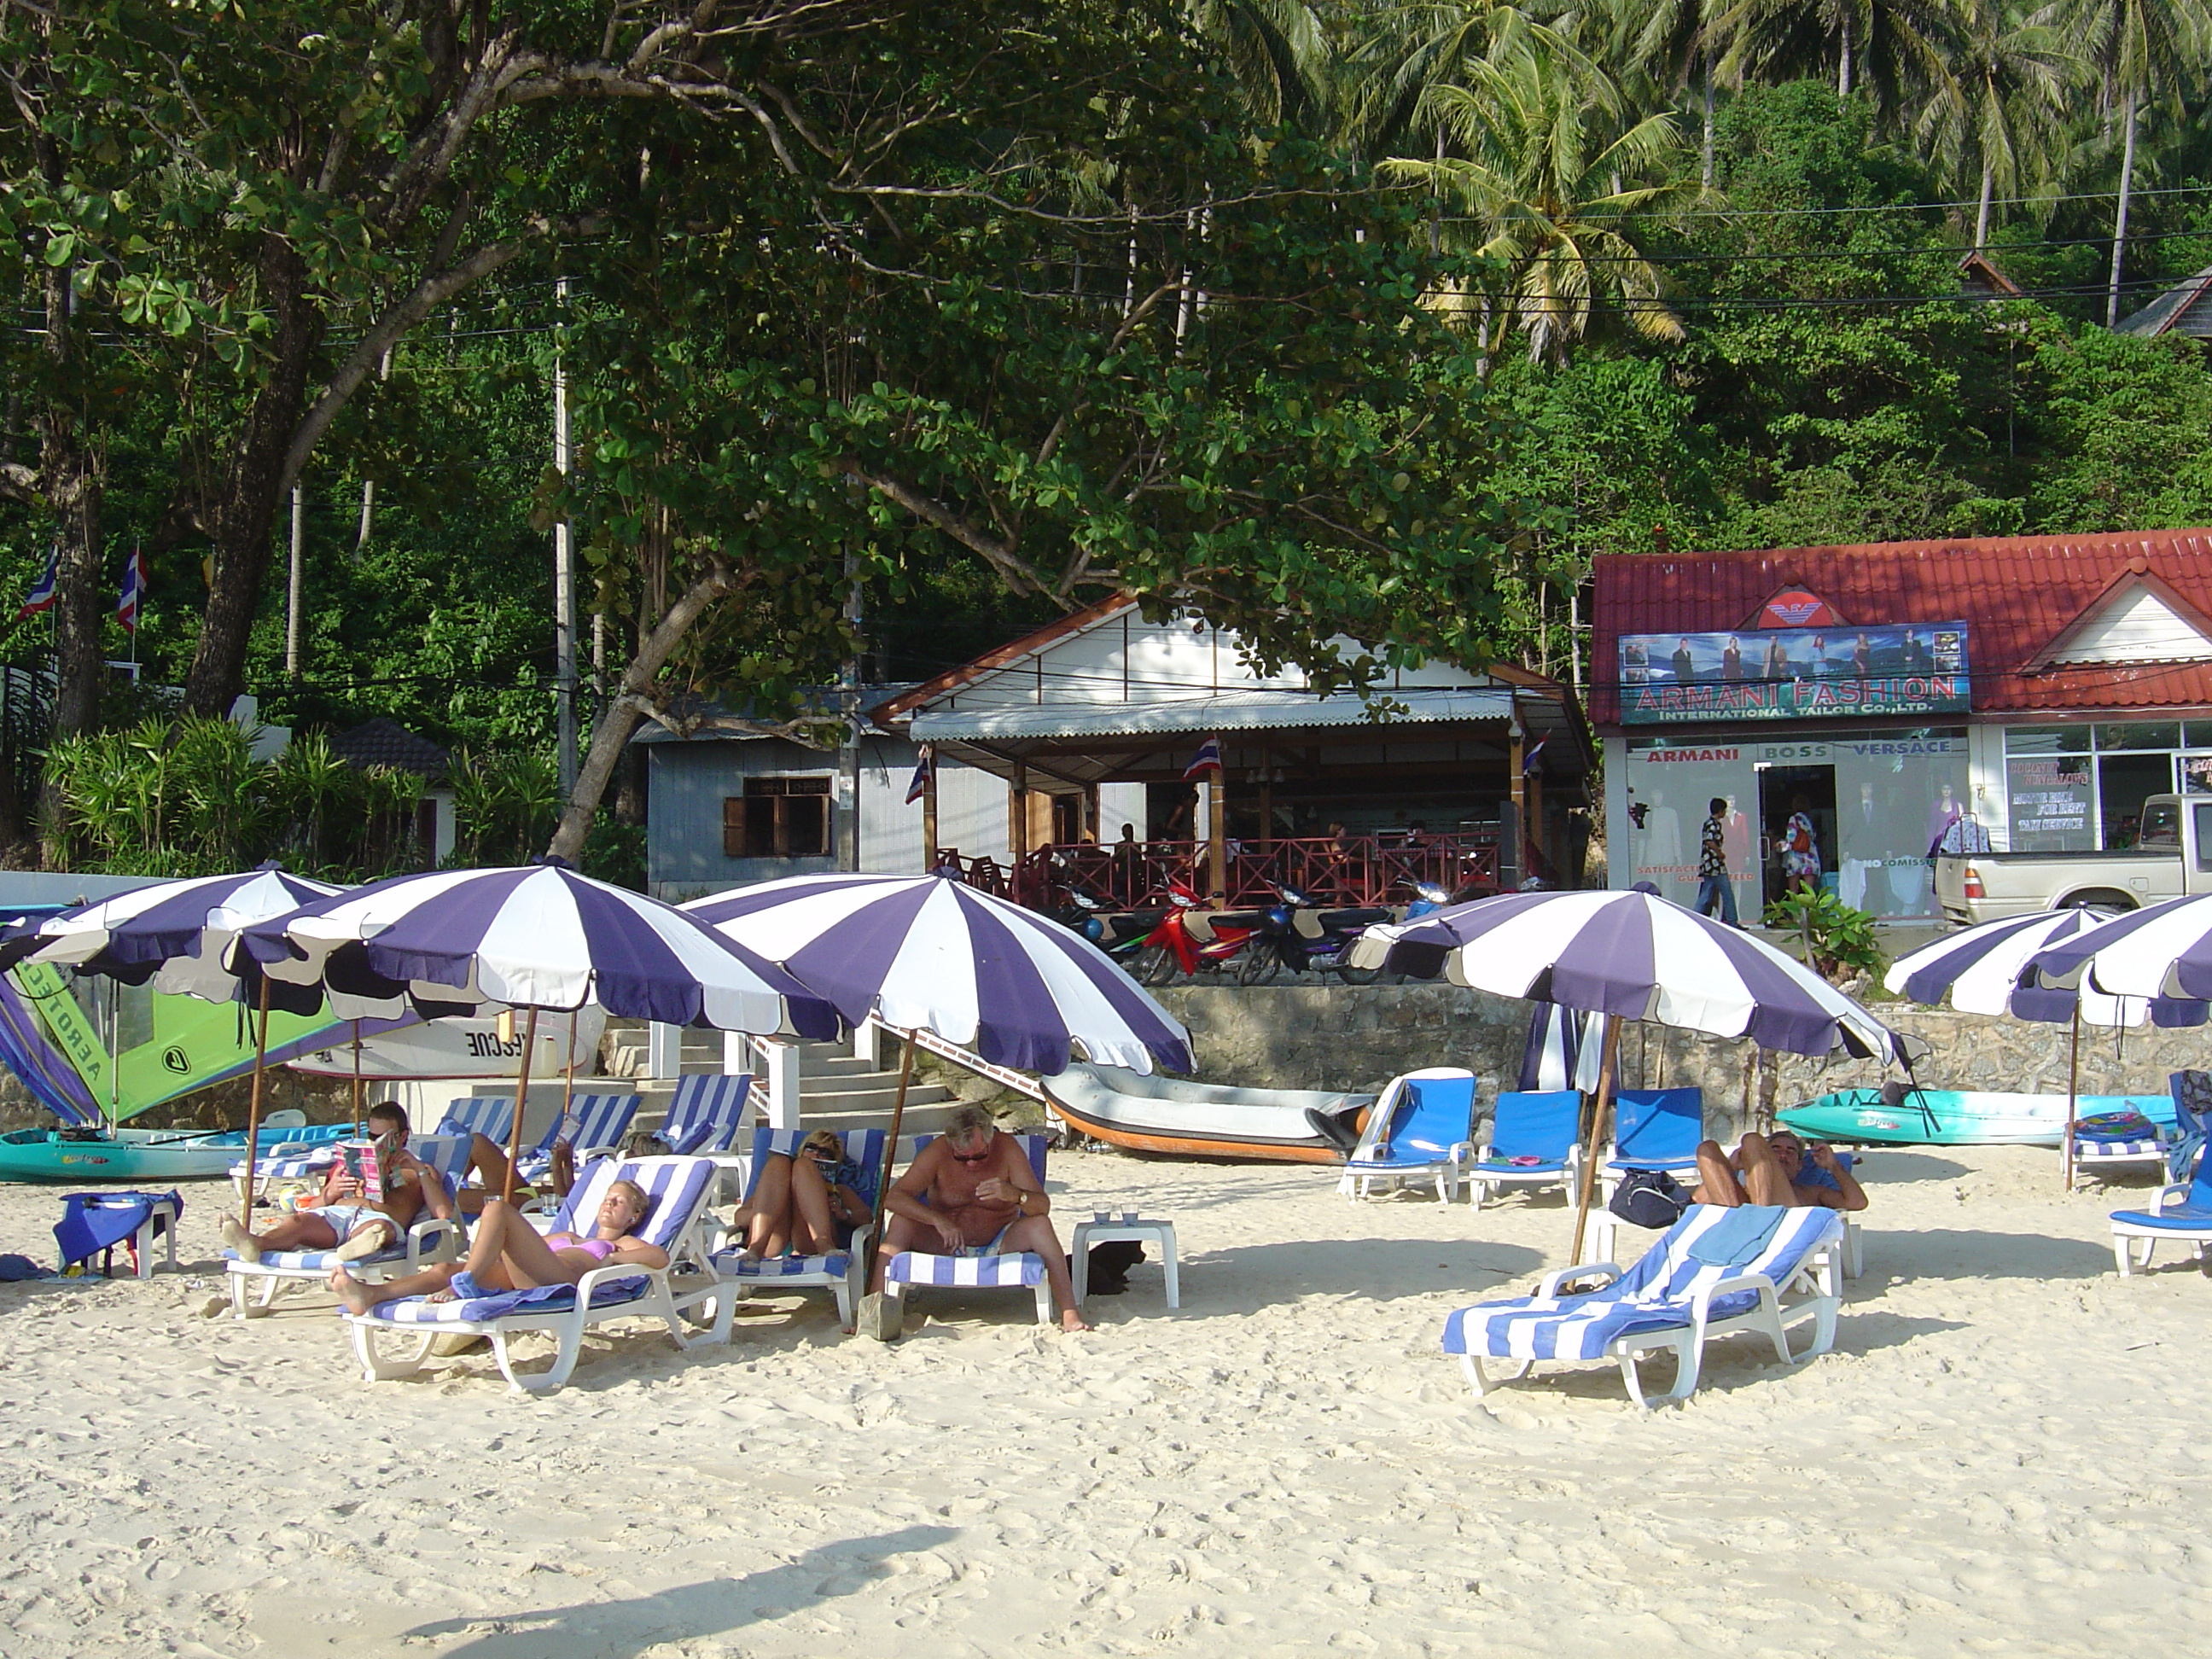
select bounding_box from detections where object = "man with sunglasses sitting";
[871,1103,1091,1332]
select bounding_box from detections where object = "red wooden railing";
[937,832,1504,913]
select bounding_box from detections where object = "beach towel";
[2075,1110,2160,1143]
[368,1268,650,1324]
[1684,1204,1786,1266]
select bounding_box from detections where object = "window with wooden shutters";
[725,776,832,858]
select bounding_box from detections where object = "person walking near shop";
[1777,795,1822,896]
[1695,797,1739,926]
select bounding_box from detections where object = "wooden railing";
[935,832,1504,913]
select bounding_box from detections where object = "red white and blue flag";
[117,543,147,632]
[1182,736,1223,781]
[905,743,935,805]
[15,544,56,622]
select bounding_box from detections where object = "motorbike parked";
[1130,882,1261,985]
[1057,888,1167,970]
[1236,885,1394,985]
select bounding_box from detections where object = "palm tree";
[1608,0,1726,187]
[2065,0,2210,325]
[1918,0,2076,250]
[1189,0,1340,133]
[1714,0,1959,120]
[1380,28,1700,367]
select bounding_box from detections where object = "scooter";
[1130,882,1261,985]
[1236,885,1394,985]
[1059,888,1166,968]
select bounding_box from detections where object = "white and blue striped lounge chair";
[882,1133,1057,1326]
[703,1126,887,1332]
[1336,1068,1477,1202]
[341,1155,724,1394]
[513,1092,643,1185]
[224,1133,472,1319]
[435,1095,518,1145]
[1599,1086,1705,1199]
[1468,1089,1582,1208]
[658,1074,754,1155]
[1443,1203,1846,1408]
[2110,1103,2212,1275]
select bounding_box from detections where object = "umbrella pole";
[501,1007,540,1207]
[350,1020,364,1136]
[2062,1003,2081,1193]
[1569,1016,1624,1264]
[870,1028,917,1244]
[562,1010,579,1123]
[237,976,273,1228]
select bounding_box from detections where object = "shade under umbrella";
[0,864,346,1001]
[239,864,837,1036]
[683,870,1191,1075]
[1359,888,1925,1068]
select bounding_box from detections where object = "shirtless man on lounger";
[1692,1129,1868,1211]
[219,1102,452,1263]
[870,1103,1091,1332]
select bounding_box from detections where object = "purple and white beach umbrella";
[683,870,1192,1075]
[1356,888,1924,1067]
[1888,907,2206,1028]
[0,864,346,1002]
[239,864,838,1038]
[2028,893,2212,1004]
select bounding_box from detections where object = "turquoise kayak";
[1782,1088,2178,1147]
[0,1122,353,1184]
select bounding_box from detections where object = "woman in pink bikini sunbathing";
[328,1179,664,1315]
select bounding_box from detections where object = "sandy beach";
[0,1144,2206,1658]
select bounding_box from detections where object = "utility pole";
[553,277,577,798]
[285,485,304,679]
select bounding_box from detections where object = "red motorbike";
[1132,882,1260,985]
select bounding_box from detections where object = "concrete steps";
[598,1025,961,1134]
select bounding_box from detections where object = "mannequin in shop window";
[1776,795,1822,897]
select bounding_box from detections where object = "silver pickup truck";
[1935,794,2212,923]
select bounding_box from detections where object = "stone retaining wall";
[1153,983,2209,1134]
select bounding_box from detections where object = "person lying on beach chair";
[731,1128,868,1261]
[220,1103,453,1266]
[327,1178,665,1315]
[1692,1130,1867,1211]
[870,1104,1090,1333]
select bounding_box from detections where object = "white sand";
[0,1144,2207,1657]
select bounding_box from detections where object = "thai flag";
[904,744,934,805]
[1521,732,1548,774]
[1182,736,1222,781]
[117,543,147,632]
[15,544,56,622]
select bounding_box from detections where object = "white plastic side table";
[1070,1216,1179,1307]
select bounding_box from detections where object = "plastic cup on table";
[1093,1210,1110,1224]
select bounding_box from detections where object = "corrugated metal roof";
[911,685,1518,742]
[2116,265,2212,337]
[1592,528,2212,726]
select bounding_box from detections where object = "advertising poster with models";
[1619,623,1970,724]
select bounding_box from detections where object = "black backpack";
[1608,1168,1692,1231]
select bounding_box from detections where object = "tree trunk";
[38,263,105,752]
[2107,92,2138,329]
[544,561,740,864]
[1837,15,1853,99]
[180,237,323,718]
[1976,163,1994,253]
[1701,56,1715,190]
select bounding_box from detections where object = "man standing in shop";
[1695,795,1739,926]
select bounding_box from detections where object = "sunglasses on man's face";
[951,1148,992,1164]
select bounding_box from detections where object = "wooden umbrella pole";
[1568,1016,1624,1265]
[2062,1003,2082,1194]
[237,976,274,1227]
[350,1021,364,1136]
[870,1030,917,1243]
[562,1009,579,1124]
[500,1007,540,1206]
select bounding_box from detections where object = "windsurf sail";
[0,966,99,1125]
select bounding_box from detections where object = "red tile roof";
[1592,528,2212,726]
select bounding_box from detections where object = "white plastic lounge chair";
[1599,1086,1705,1198]
[1442,1203,1845,1408]
[223,1133,472,1318]
[341,1155,722,1394]
[1336,1068,1477,1202]
[2110,1132,2212,1276]
[882,1133,1057,1325]
[657,1074,753,1154]
[702,1126,887,1331]
[1468,1089,1582,1208]
[513,1092,643,1185]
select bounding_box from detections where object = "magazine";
[335,1138,393,1203]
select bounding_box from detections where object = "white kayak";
[1043,1064,1373,1164]
[284,1008,604,1081]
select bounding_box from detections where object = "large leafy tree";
[540,0,1531,858]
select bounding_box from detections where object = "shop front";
[1593,530,2212,923]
